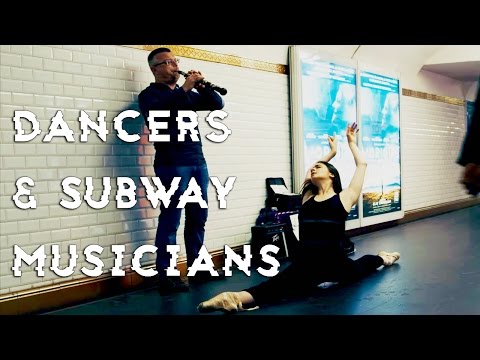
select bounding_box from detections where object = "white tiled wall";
[0,45,291,296]
[401,95,470,211]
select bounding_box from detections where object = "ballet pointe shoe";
[378,251,401,266]
[197,292,243,313]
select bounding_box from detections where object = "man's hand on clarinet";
[188,70,206,90]
[182,70,204,91]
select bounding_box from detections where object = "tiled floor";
[45,205,480,315]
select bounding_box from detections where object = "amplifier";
[251,223,288,262]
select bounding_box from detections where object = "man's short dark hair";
[148,47,171,64]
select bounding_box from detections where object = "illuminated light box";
[359,67,403,226]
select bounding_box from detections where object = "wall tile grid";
[0,45,291,295]
[401,95,470,211]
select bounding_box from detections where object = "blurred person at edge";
[458,79,480,195]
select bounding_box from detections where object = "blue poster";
[360,71,401,217]
[466,100,475,130]
[301,60,358,220]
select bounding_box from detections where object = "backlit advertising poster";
[301,58,358,221]
[359,70,402,222]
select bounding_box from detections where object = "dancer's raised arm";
[339,123,367,212]
[302,134,337,202]
[304,135,337,183]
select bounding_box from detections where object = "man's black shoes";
[189,269,226,285]
[157,271,225,294]
[157,277,189,295]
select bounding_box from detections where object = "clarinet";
[177,70,227,96]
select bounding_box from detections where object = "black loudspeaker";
[251,223,288,263]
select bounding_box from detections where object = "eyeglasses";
[152,58,180,67]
